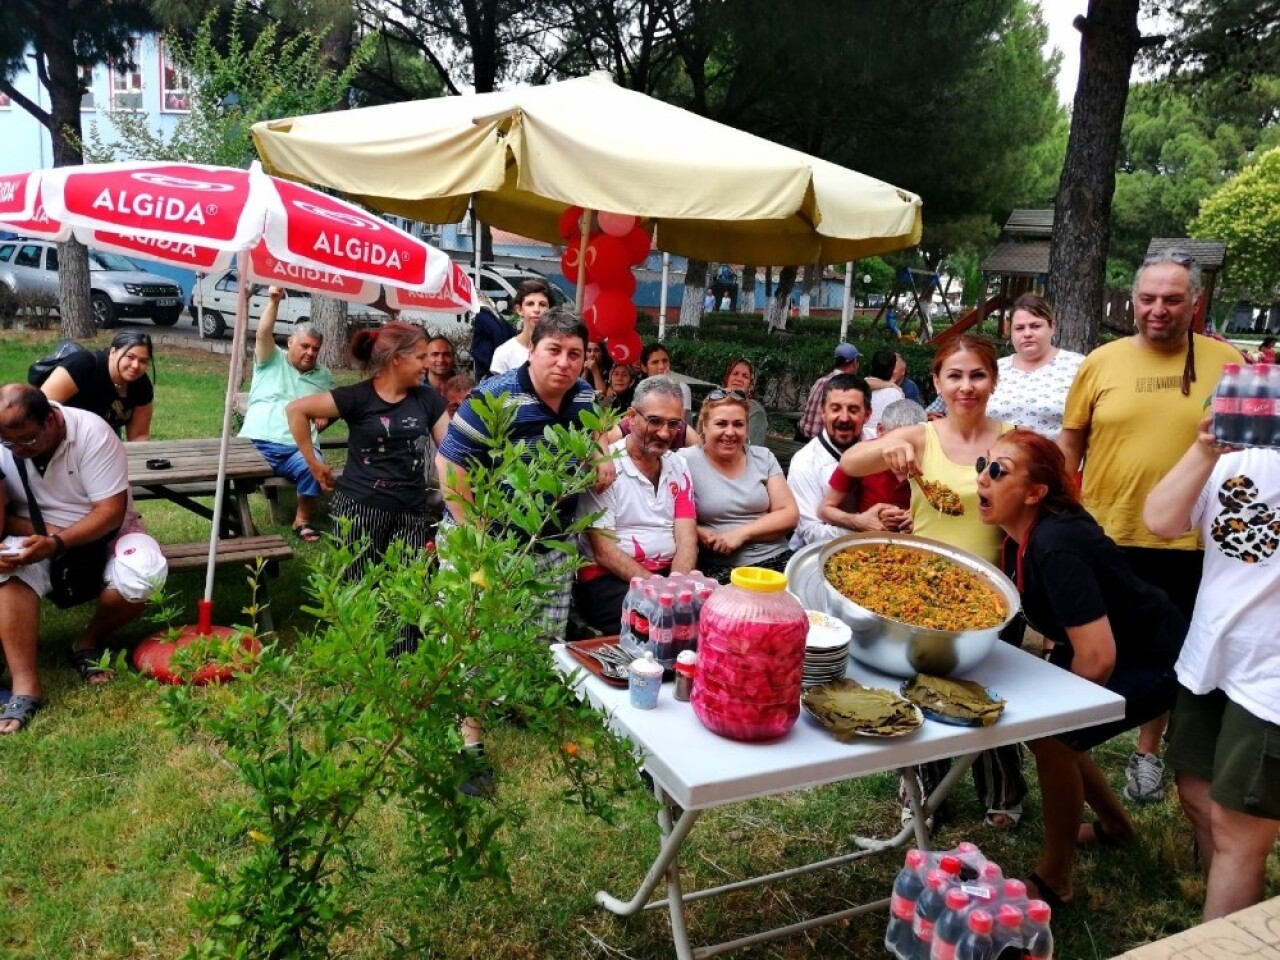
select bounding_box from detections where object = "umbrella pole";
[840,261,853,343]
[658,252,670,340]
[574,209,592,312]
[201,250,252,621]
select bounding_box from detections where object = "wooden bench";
[763,436,807,473]
[160,535,293,632]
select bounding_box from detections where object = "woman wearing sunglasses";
[836,335,1026,831]
[39,331,155,440]
[722,358,768,446]
[977,428,1183,909]
[679,389,798,582]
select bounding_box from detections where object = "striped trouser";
[330,490,433,581]
[902,744,1028,813]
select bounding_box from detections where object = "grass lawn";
[0,332,1266,959]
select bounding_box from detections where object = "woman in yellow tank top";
[834,335,1025,829]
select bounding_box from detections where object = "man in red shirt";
[818,398,925,531]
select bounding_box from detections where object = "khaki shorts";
[1166,685,1280,821]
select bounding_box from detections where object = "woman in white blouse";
[986,294,1085,439]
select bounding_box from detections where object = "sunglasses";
[975,456,1013,481]
[1143,250,1195,268]
[636,413,685,432]
[705,388,747,402]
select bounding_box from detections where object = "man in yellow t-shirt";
[1059,251,1242,807]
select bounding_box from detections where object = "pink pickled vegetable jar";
[691,567,808,742]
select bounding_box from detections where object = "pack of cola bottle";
[1212,363,1280,447]
[619,572,718,669]
[885,843,1053,960]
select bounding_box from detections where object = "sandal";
[292,523,322,543]
[1027,871,1073,911]
[985,804,1023,829]
[0,694,46,734]
[71,647,115,685]
[1077,819,1133,849]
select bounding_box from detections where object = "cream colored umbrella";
[251,72,922,267]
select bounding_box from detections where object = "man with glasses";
[1059,250,1242,805]
[574,377,697,635]
[0,385,167,734]
[238,286,334,543]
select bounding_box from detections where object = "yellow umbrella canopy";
[252,72,922,265]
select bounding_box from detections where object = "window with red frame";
[109,38,144,112]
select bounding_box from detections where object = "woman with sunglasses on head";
[836,334,1027,831]
[722,358,768,446]
[679,390,798,583]
[978,428,1183,909]
[39,331,155,440]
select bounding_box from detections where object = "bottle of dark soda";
[930,887,971,960]
[913,869,951,960]
[885,848,927,959]
[674,588,697,655]
[954,908,994,960]
[652,592,676,666]
[1213,363,1244,445]
[1241,363,1272,446]
[990,904,1023,960]
[1022,900,1053,959]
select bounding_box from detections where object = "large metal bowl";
[785,532,1020,678]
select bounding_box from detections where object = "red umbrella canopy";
[0,161,459,304]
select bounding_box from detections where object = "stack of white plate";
[803,610,852,688]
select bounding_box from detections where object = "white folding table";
[551,641,1125,959]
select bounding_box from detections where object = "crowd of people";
[0,252,1273,926]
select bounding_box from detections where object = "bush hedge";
[634,313,946,409]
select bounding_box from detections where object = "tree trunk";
[765,265,798,330]
[680,258,708,327]
[799,262,820,318]
[1048,0,1147,354]
[311,13,355,368]
[741,264,757,313]
[313,295,349,370]
[42,22,94,338]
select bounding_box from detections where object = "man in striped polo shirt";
[436,305,610,641]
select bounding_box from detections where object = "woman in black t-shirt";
[977,427,1184,910]
[41,331,155,440]
[287,322,449,577]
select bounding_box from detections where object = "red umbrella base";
[133,625,261,685]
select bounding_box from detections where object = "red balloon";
[610,270,637,298]
[608,329,644,366]
[560,244,583,284]
[598,211,637,237]
[587,290,637,338]
[621,225,651,265]
[133,626,262,686]
[558,205,585,242]
[582,282,603,312]
[584,234,632,285]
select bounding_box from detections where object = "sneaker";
[1124,752,1165,803]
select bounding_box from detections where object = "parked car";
[0,237,184,328]
[191,269,401,339]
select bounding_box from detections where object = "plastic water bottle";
[1001,878,1028,910]
[1022,900,1053,959]
[930,887,971,960]
[885,849,927,959]
[955,909,994,960]
[1213,363,1243,445]
[938,854,964,883]
[991,904,1024,960]
[913,869,951,960]
[619,576,643,647]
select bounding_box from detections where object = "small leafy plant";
[158,398,635,959]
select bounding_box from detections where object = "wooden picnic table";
[126,437,274,539]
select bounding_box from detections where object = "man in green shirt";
[238,286,334,541]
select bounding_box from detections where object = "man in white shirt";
[575,377,697,635]
[0,385,167,733]
[788,373,906,549]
